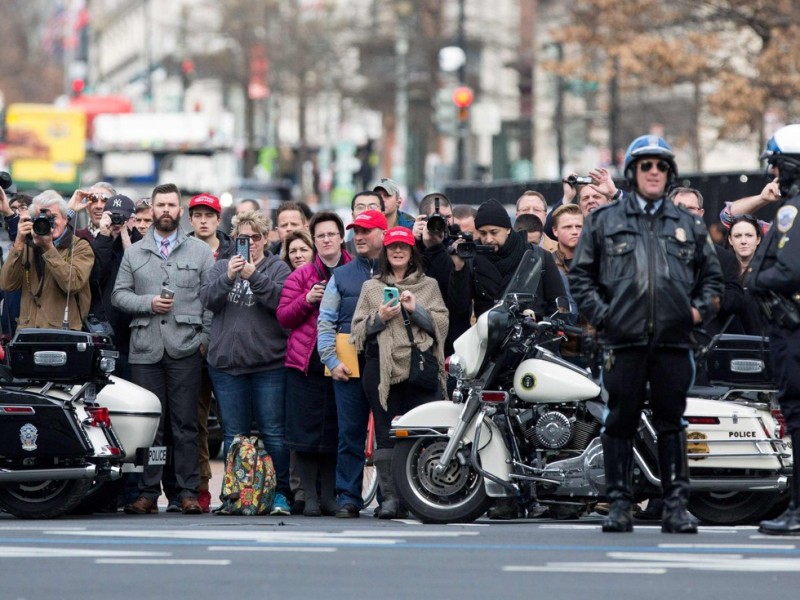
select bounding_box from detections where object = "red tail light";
[480,391,508,404]
[686,416,720,425]
[86,407,112,428]
[771,409,786,439]
[444,356,451,375]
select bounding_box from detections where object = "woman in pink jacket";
[277,211,352,516]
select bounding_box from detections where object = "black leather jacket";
[569,193,723,349]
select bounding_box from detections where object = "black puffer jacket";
[569,193,723,349]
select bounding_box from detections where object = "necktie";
[160,239,171,260]
[644,203,655,216]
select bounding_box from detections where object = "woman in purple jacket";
[277,211,352,516]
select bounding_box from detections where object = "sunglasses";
[237,233,264,242]
[135,198,152,208]
[638,160,670,173]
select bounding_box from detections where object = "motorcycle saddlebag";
[0,388,92,460]
[7,328,115,383]
[706,334,773,388]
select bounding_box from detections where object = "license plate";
[147,446,168,466]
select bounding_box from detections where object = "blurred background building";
[2,0,799,211]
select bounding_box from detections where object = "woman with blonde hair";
[199,210,293,515]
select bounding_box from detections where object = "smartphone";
[383,286,400,306]
[235,236,250,260]
[160,287,175,300]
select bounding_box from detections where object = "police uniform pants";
[602,346,694,439]
[770,326,800,433]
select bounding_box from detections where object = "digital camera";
[110,213,125,225]
[32,214,56,236]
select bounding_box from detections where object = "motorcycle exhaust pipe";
[0,465,97,483]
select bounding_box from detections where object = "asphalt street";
[2,508,799,599]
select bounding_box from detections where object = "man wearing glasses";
[344,191,384,256]
[67,182,116,239]
[569,135,724,534]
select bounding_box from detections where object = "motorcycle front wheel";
[0,478,93,519]
[392,437,489,524]
[688,491,788,525]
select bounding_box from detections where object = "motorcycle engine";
[520,408,574,449]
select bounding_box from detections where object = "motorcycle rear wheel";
[392,437,489,524]
[687,491,787,525]
[0,478,93,519]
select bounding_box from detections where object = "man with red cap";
[175,193,234,512]
[317,203,387,518]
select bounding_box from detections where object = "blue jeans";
[332,378,370,508]
[208,366,290,495]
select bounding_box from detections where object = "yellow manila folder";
[324,333,360,378]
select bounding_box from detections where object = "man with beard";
[112,183,214,515]
[467,198,564,319]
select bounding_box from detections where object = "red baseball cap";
[383,226,415,247]
[346,209,388,231]
[189,193,221,214]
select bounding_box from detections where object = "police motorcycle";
[0,329,161,519]
[390,250,792,524]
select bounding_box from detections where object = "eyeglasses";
[135,198,152,208]
[237,233,264,242]
[354,203,381,212]
[638,160,670,173]
[314,232,341,240]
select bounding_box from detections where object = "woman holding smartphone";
[350,226,448,519]
[277,211,352,516]
[199,210,294,515]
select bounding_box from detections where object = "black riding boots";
[658,430,698,534]
[601,434,635,532]
[759,429,800,536]
[373,449,408,520]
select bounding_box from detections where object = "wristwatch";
[609,189,622,201]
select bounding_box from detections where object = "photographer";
[0,190,94,331]
[89,194,142,378]
[411,193,472,354]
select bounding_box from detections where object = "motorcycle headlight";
[445,354,464,379]
[99,357,116,373]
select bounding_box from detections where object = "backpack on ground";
[215,435,276,516]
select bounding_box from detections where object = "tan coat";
[1,235,94,331]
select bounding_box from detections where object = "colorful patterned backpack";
[215,436,276,516]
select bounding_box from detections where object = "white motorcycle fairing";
[452,312,490,378]
[682,397,791,471]
[94,376,161,470]
[513,357,601,403]
[392,400,512,497]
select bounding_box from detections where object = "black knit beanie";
[474,198,512,230]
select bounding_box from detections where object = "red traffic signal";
[71,78,85,97]
[452,86,474,109]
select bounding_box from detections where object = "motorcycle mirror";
[555,296,571,314]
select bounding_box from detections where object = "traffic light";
[452,86,474,122]
[70,78,85,98]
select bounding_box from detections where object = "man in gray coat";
[112,183,214,515]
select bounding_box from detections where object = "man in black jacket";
[410,192,472,355]
[468,198,564,319]
[570,135,723,534]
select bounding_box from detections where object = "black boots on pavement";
[658,431,698,534]
[759,429,800,536]
[374,449,408,520]
[601,434,635,532]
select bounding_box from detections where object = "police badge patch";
[777,205,798,233]
[20,423,38,451]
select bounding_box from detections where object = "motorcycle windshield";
[501,248,543,304]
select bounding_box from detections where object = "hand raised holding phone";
[378,286,402,322]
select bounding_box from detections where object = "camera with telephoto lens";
[110,213,125,225]
[0,171,13,191]
[32,214,56,236]
[425,196,449,235]
[565,175,593,187]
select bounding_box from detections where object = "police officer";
[569,135,724,533]
[747,123,800,536]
